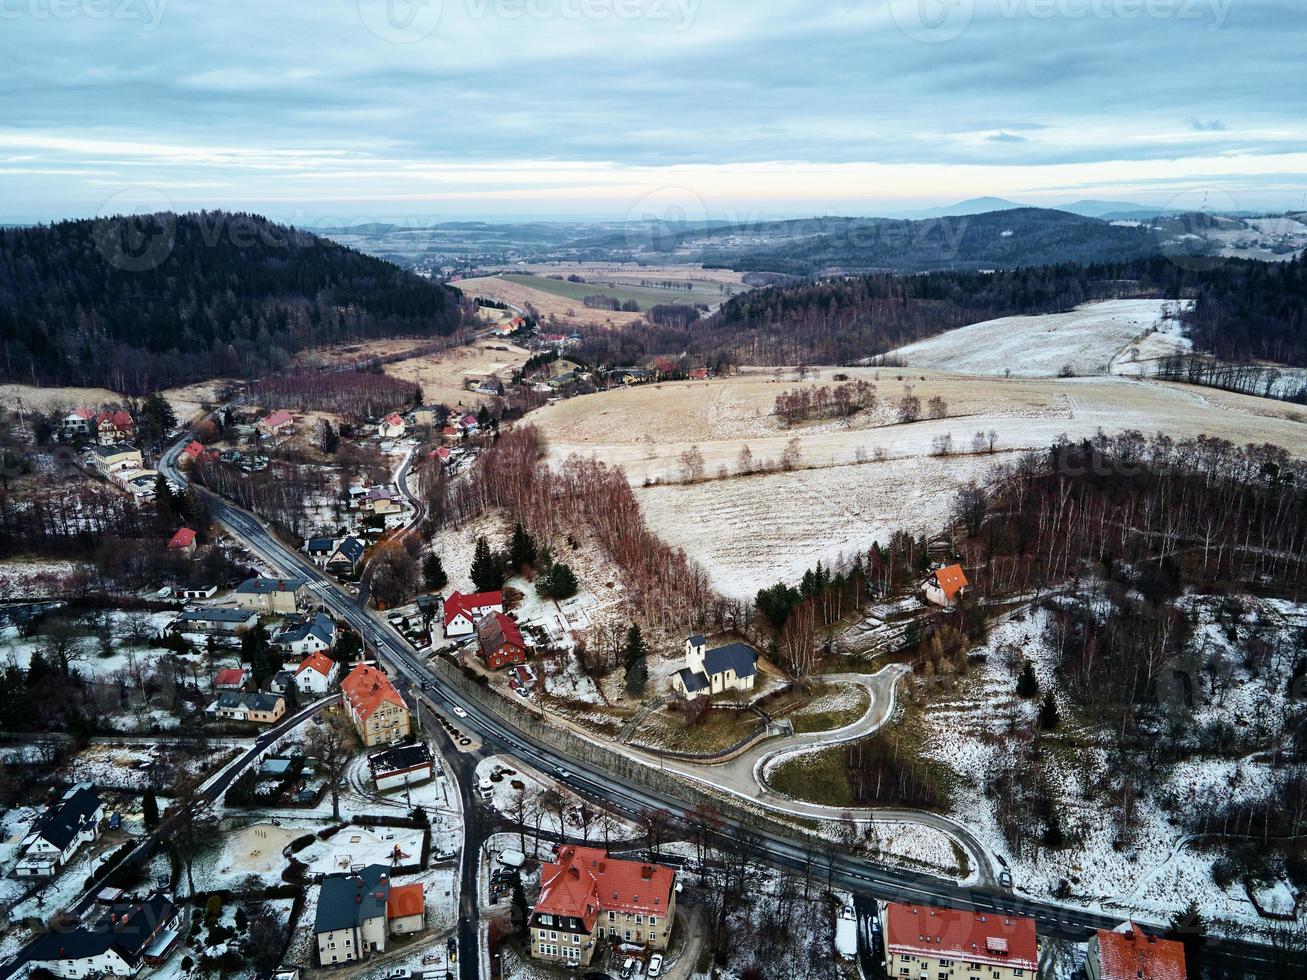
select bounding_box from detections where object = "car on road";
[554,766,572,779]
[999,868,1013,888]
[452,706,468,719]
[647,953,664,977]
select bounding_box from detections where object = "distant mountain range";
[893,197,1184,221]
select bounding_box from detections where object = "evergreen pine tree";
[423,552,448,591]
[1040,690,1060,729]
[1016,660,1040,699]
[142,790,159,829]
[469,536,503,592]
[623,625,648,697]
[508,523,537,570]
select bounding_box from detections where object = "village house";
[207,691,286,724]
[214,667,248,691]
[443,590,505,638]
[366,487,404,517]
[687,367,710,380]
[15,784,103,878]
[257,409,294,437]
[378,413,407,439]
[26,892,182,978]
[179,439,206,462]
[274,611,337,657]
[304,537,337,567]
[882,903,1039,980]
[293,650,340,695]
[174,607,257,634]
[167,527,197,556]
[95,410,135,445]
[1086,922,1186,980]
[475,611,528,670]
[326,536,366,576]
[530,846,677,968]
[233,576,307,615]
[671,635,758,701]
[923,563,969,608]
[341,663,411,746]
[60,407,97,440]
[314,865,425,966]
[441,425,461,444]
[368,742,435,791]
[89,443,143,477]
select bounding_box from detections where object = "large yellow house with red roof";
[340,664,410,747]
[530,846,677,967]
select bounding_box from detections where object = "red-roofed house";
[340,664,411,746]
[295,651,340,695]
[95,410,135,446]
[378,413,407,439]
[1087,922,1186,980]
[687,368,709,381]
[475,612,527,670]
[180,440,205,462]
[882,903,1038,979]
[923,563,970,607]
[530,846,677,967]
[443,591,504,638]
[441,425,461,444]
[167,527,197,555]
[386,882,426,935]
[214,668,247,691]
[257,409,293,437]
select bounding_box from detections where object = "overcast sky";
[2,0,1304,224]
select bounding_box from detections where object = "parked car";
[620,958,639,980]
[647,953,664,977]
[999,868,1013,888]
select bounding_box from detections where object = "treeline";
[773,379,877,425]
[0,212,469,392]
[1155,353,1307,403]
[249,372,419,418]
[431,426,719,631]
[1185,253,1307,365]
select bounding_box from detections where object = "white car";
[452,706,468,719]
[647,953,664,977]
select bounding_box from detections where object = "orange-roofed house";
[179,440,205,462]
[257,409,293,437]
[882,903,1038,980]
[1087,922,1186,980]
[167,527,197,555]
[530,846,677,968]
[923,563,970,608]
[378,413,407,439]
[340,664,411,746]
[95,410,135,445]
[386,882,426,935]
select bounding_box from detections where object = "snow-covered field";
[888,300,1191,378]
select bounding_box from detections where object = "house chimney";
[641,865,653,880]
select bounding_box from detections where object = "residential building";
[257,409,293,437]
[214,667,248,690]
[60,407,97,440]
[233,576,307,614]
[881,903,1039,980]
[443,590,504,638]
[368,742,435,792]
[95,410,135,445]
[27,892,181,978]
[341,664,411,746]
[174,607,257,634]
[15,784,103,878]
[167,527,197,555]
[378,413,407,439]
[1086,922,1186,980]
[923,563,969,608]
[530,846,677,968]
[475,611,528,670]
[365,486,403,516]
[327,536,366,576]
[208,691,286,724]
[672,635,758,701]
[295,650,340,695]
[89,443,143,476]
[687,368,710,380]
[275,611,337,657]
[304,537,337,567]
[313,865,425,966]
[179,440,206,462]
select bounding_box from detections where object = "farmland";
[455,274,645,328]
[496,272,735,311]
[383,340,533,407]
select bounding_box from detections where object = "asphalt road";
[158,440,1303,980]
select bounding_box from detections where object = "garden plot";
[889,300,1191,378]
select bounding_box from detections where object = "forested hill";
[0,212,469,392]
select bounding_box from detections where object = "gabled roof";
[702,641,757,680]
[884,903,1038,971]
[315,865,391,934]
[90,442,140,458]
[30,785,101,850]
[181,440,205,459]
[674,667,710,693]
[443,590,504,627]
[297,650,337,679]
[29,892,174,967]
[214,667,247,687]
[277,611,335,647]
[477,611,525,656]
[383,413,405,426]
[168,527,196,550]
[386,882,425,920]
[931,564,969,602]
[305,536,336,554]
[331,536,366,563]
[1095,923,1186,980]
[260,409,292,429]
[341,664,407,722]
[236,576,305,595]
[538,847,675,926]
